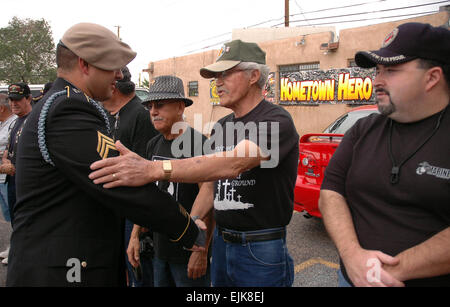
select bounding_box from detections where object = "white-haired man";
[90,39,299,287]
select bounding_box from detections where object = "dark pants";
[7,175,15,228]
[124,219,154,287]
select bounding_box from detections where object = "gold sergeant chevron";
[97,131,116,159]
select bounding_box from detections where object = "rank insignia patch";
[97,131,116,159]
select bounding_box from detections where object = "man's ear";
[424,66,443,92]
[249,69,261,86]
[177,101,186,116]
[78,58,90,75]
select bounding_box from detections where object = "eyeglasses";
[143,100,178,110]
[214,68,248,80]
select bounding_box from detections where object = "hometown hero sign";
[279,67,375,105]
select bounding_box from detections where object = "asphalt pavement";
[287,211,339,287]
[0,209,339,287]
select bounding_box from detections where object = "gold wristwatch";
[162,160,172,181]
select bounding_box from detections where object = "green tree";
[141,77,150,89]
[0,17,57,84]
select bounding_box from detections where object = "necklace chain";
[388,106,447,184]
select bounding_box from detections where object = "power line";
[184,39,230,55]
[246,0,385,29]
[293,0,312,27]
[180,0,377,49]
[284,10,437,27]
[181,9,438,55]
[181,31,231,48]
[179,0,448,56]
[272,1,449,27]
[288,0,386,20]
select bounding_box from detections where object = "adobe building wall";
[146,10,449,136]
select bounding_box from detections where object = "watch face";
[163,160,172,172]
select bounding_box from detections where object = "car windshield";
[135,89,150,101]
[323,109,379,134]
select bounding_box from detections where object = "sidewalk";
[0,213,11,287]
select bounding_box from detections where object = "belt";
[218,227,286,243]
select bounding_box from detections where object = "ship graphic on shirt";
[214,179,255,211]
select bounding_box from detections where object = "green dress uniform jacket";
[6,78,198,286]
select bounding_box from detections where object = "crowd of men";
[0,21,448,287]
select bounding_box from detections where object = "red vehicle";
[294,105,379,218]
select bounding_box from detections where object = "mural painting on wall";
[263,72,276,103]
[279,67,376,105]
[210,79,220,105]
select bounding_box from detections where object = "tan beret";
[61,23,136,71]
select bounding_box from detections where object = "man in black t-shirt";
[90,40,299,287]
[127,75,213,287]
[102,66,158,158]
[0,83,32,227]
[102,66,158,287]
[320,23,450,287]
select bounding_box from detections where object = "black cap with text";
[355,22,450,68]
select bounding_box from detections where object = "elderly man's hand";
[89,140,156,188]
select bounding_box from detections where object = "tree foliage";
[141,77,150,89]
[0,17,57,84]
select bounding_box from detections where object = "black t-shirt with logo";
[322,106,450,286]
[209,99,299,231]
[146,126,207,263]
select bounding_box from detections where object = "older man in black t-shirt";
[320,23,450,287]
[127,75,213,287]
[90,40,299,287]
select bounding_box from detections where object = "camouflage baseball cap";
[200,39,266,78]
[61,23,136,71]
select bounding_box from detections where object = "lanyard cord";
[113,111,120,142]
[388,105,447,184]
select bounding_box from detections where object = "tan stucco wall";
[146,11,449,136]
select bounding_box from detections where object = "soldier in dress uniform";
[6,22,204,287]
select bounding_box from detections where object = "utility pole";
[114,25,121,39]
[285,0,289,27]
